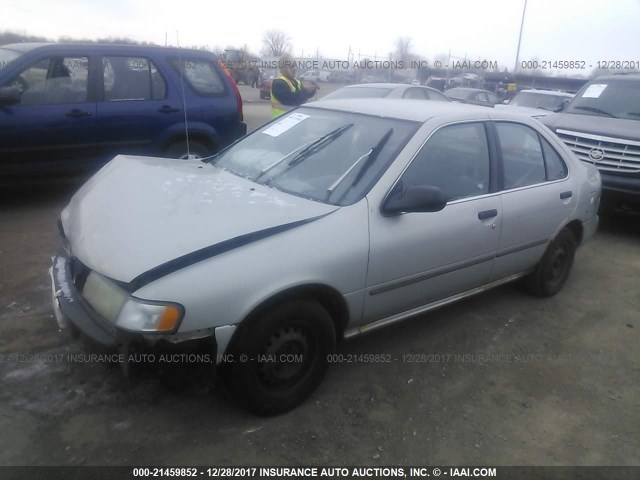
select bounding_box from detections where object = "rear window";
[170,58,226,96]
[322,87,391,100]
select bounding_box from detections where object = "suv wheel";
[165,140,212,160]
[227,299,336,416]
[524,228,577,298]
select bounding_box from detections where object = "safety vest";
[271,76,303,118]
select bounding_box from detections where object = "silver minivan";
[51,100,601,414]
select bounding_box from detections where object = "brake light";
[218,60,243,121]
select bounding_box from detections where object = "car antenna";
[175,31,191,158]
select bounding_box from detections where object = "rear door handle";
[560,191,573,199]
[478,209,498,220]
[158,105,180,114]
[66,109,92,118]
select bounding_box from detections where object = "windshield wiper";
[287,123,354,167]
[572,106,614,118]
[327,128,394,202]
[350,128,394,186]
[253,123,354,185]
[254,141,316,179]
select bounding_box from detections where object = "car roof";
[520,89,574,97]
[304,98,491,122]
[1,43,49,53]
[342,83,399,89]
[591,73,640,82]
[1,42,215,56]
[446,87,493,94]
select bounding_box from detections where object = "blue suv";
[0,43,246,175]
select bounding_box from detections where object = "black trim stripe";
[125,213,333,291]
[495,238,548,258]
[369,238,550,296]
[370,253,495,296]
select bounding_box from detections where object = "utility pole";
[514,0,528,72]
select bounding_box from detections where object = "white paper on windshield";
[582,84,607,98]
[263,113,310,137]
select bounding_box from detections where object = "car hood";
[494,104,553,118]
[61,155,338,284]
[541,113,640,140]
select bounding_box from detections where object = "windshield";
[566,80,640,120]
[322,87,392,100]
[510,92,570,111]
[211,107,417,205]
[0,48,21,71]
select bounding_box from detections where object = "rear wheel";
[227,299,336,415]
[524,228,577,298]
[165,140,212,160]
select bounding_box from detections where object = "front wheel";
[165,140,212,160]
[227,299,336,415]
[524,228,577,298]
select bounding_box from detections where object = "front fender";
[132,201,370,337]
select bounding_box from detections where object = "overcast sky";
[3,0,640,70]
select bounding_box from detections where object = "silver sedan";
[51,99,601,415]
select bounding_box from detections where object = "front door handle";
[66,109,92,118]
[560,191,573,199]
[478,209,498,220]
[158,105,180,114]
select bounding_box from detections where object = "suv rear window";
[171,58,225,96]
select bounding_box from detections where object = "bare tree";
[394,36,415,63]
[261,30,291,57]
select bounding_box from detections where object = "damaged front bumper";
[48,251,221,360]
[49,251,120,348]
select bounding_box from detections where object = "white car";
[51,100,601,414]
[496,89,574,118]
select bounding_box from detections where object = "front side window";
[103,56,166,101]
[170,58,225,96]
[12,56,88,105]
[495,122,546,189]
[0,48,21,71]
[401,122,490,201]
[212,107,417,205]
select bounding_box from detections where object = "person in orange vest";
[271,54,318,118]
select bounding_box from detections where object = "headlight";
[82,272,183,333]
[116,299,183,332]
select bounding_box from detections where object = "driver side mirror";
[0,85,21,107]
[382,185,447,216]
[555,100,570,112]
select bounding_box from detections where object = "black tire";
[227,299,336,416]
[165,140,212,160]
[524,228,577,298]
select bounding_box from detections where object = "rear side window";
[171,58,225,96]
[402,122,490,201]
[495,123,546,189]
[541,137,568,180]
[103,56,166,101]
